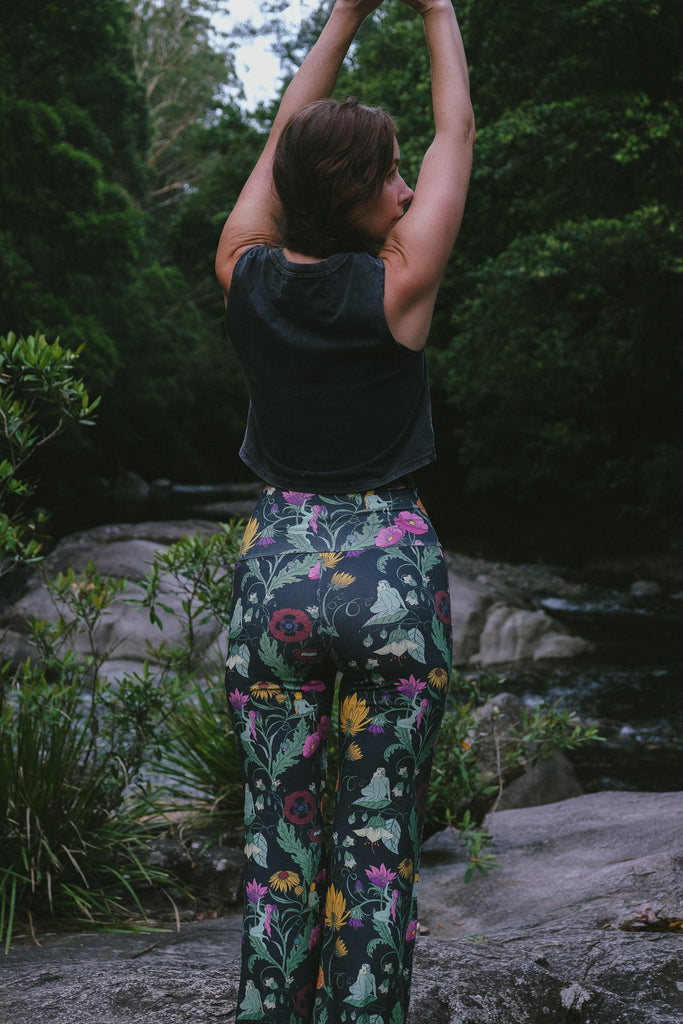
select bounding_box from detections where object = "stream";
[481,585,683,792]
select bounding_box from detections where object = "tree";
[337,0,683,547]
[129,0,237,204]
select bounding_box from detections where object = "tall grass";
[0,664,172,950]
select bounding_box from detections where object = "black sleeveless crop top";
[225,245,436,491]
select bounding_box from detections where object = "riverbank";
[2,791,681,1024]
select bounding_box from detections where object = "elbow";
[463,105,476,148]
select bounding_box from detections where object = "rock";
[145,835,244,909]
[114,471,150,502]
[412,790,683,1023]
[2,791,681,1023]
[448,571,496,664]
[630,579,664,599]
[495,749,583,810]
[471,602,591,665]
[464,692,583,810]
[0,521,226,672]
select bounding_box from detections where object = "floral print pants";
[225,485,452,1024]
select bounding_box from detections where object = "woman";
[216,2,474,1021]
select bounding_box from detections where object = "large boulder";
[0,520,226,679]
[413,789,683,1023]
[1,791,680,1023]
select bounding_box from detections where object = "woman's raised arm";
[215,0,384,299]
[382,0,475,351]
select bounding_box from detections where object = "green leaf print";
[406,627,426,663]
[376,548,405,574]
[272,717,313,779]
[269,554,320,591]
[371,917,394,947]
[258,634,295,679]
[277,818,316,881]
[244,831,269,868]
[417,545,443,579]
[366,937,385,958]
[431,616,451,665]
[351,512,382,547]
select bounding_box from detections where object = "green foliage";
[0,667,173,951]
[432,205,683,524]
[425,672,602,880]
[0,332,99,576]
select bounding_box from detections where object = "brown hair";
[272,97,397,258]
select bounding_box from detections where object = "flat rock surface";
[1,791,681,1023]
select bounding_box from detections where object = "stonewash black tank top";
[225,245,436,492]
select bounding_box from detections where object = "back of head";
[273,97,396,258]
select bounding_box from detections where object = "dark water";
[481,590,683,792]
[41,480,683,794]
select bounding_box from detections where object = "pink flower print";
[308,923,322,949]
[303,732,321,758]
[396,674,427,697]
[257,535,276,546]
[228,689,248,711]
[406,919,418,942]
[390,890,400,922]
[265,904,275,937]
[317,715,331,740]
[394,510,428,534]
[309,504,326,534]
[365,864,397,889]
[375,523,406,547]
[416,698,429,729]
[283,491,314,506]
[308,561,322,580]
[246,879,268,904]
[249,709,259,740]
[302,680,326,692]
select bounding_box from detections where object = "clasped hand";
[336,0,445,17]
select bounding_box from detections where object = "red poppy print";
[434,589,451,625]
[284,790,317,825]
[269,607,314,642]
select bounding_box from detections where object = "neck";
[282,247,325,264]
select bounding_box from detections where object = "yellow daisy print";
[339,694,371,736]
[269,870,301,893]
[346,742,363,761]
[331,571,356,589]
[320,551,344,568]
[398,858,414,881]
[428,667,450,690]
[239,517,261,555]
[250,681,281,700]
[335,938,348,956]
[325,885,350,930]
